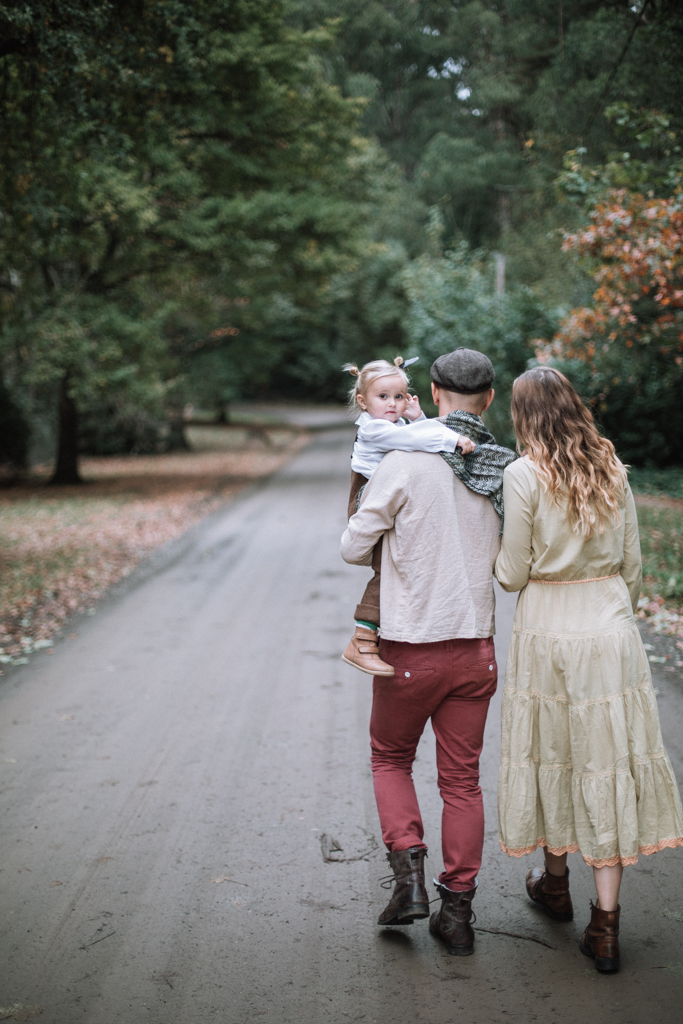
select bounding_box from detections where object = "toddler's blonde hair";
[343,357,410,412]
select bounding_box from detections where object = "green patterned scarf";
[440,411,517,522]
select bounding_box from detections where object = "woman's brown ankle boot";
[526,865,573,921]
[579,901,620,973]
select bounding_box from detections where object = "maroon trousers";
[370,636,497,891]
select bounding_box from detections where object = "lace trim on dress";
[499,836,683,865]
[501,683,653,707]
[499,838,579,858]
[638,837,683,857]
[582,853,639,868]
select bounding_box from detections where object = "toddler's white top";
[351,411,459,478]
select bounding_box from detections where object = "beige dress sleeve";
[494,460,537,592]
[620,482,642,611]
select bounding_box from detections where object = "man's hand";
[403,394,423,421]
[456,434,476,454]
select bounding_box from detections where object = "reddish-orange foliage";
[540,188,683,361]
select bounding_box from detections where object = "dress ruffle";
[498,576,683,867]
[498,836,683,868]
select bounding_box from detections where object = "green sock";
[356,620,378,631]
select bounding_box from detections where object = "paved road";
[2,429,683,1024]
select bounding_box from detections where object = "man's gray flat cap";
[430,348,495,394]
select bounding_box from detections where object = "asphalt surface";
[2,427,683,1024]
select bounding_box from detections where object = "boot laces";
[378,871,421,890]
[378,851,427,889]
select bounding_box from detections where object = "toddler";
[341,357,475,677]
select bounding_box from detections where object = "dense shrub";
[549,350,683,468]
[402,243,558,448]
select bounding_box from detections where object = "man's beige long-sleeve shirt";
[340,450,501,643]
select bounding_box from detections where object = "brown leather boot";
[377,848,429,925]
[526,865,573,921]
[429,883,477,956]
[580,901,620,973]
[342,626,394,677]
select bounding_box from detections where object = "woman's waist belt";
[528,573,620,585]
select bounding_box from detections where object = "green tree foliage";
[402,218,558,445]
[294,0,683,462]
[0,0,367,477]
[4,1,683,468]
[541,104,683,466]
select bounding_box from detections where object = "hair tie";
[343,362,360,377]
[394,356,419,370]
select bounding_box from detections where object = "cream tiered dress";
[495,457,683,867]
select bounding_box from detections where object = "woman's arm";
[356,416,459,454]
[620,482,643,611]
[494,463,536,592]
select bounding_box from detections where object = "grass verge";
[631,468,683,638]
[636,504,683,600]
[629,467,683,499]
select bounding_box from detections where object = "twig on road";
[474,926,556,949]
[79,930,116,950]
[320,832,379,863]
[0,1008,43,1022]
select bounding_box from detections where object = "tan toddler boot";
[341,626,394,677]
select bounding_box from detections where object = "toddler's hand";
[404,394,422,421]
[456,435,476,454]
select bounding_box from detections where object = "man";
[341,348,514,956]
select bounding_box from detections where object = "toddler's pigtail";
[343,362,362,411]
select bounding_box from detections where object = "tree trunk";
[498,191,511,237]
[216,402,230,425]
[166,408,190,451]
[50,374,82,485]
[494,252,506,296]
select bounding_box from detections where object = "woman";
[495,367,683,973]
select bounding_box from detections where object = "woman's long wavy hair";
[511,367,626,537]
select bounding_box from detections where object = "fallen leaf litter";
[0,439,307,665]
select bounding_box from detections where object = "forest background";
[1,0,683,477]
